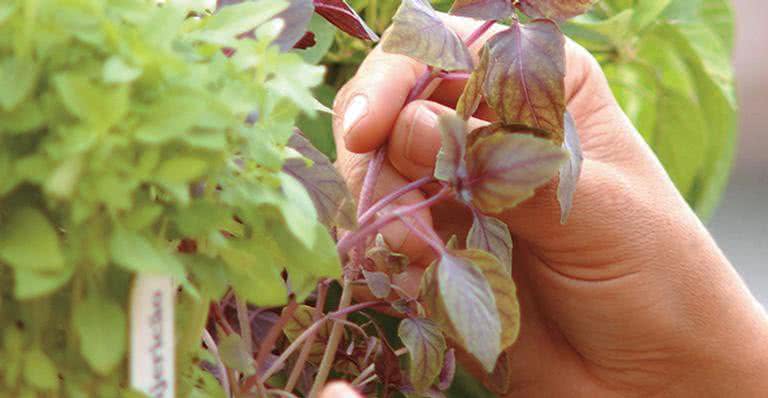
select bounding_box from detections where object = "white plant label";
[130,274,175,398]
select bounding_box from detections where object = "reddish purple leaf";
[558,111,583,224]
[517,0,597,21]
[363,269,392,299]
[292,31,317,49]
[382,0,474,71]
[398,317,446,393]
[436,348,456,391]
[437,251,501,371]
[465,132,566,214]
[314,0,379,41]
[450,0,515,21]
[366,234,409,275]
[467,212,513,274]
[434,114,468,186]
[274,0,316,50]
[483,20,566,142]
[455,47,488,120]
[284,132,357,229]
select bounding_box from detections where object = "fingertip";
[320,382,361,398]
[337,54,424,154]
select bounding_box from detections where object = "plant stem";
[235,295,252,354]
[357,148,387,219]
[406,67,440,103]
[337,187,451,255]
[465,20,497,48]
[203,329,232,398]
[284,283,328,392]
[254,299,297,371]
[352,148,387,267]
[439,71,471,81]
[212,302,236,335]
[358,176,435,225]
[308,278,353,398]
[251,301,382,388]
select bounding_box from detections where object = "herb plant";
[0,0,736,397]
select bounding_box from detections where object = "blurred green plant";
[0,0,340,395]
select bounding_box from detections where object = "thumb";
[319,382,361,398]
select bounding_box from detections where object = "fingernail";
[342,94,368,136]
[405,106,440,167]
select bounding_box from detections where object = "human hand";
[319,382,361,398]
[332,15,768,397]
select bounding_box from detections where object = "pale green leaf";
[14,267,74,300]
[0,57,39,111]
[73,296,127,375]
[102,56,142,84]
[218,334,255,375]
[0,207,65,271]
[23,349,59,391]
[110,226,186,279]
[191,0,289,45]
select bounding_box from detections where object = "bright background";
[709,0,768,305]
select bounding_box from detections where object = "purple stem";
[337,187,451,255]
[406,67,439,103]
[358,176,435,225]
[357,148,387,219]
[439,71,471,81]
[399,217,446,256]
[464,20,497,48]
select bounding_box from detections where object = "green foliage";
[564,0,737,219]
[0,0,341,394]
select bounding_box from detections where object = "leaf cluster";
[0,0,356,394]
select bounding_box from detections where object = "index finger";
[333,15,499,154]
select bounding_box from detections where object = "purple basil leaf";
[273,0,316,51]
[450,0,515,21]
[284,132,357,229]
[437,252,501,372]
[382,0,474,71]
[434,114,468,186]
[557,111,583,224]
[250,310,280,342]
[375,342,404,388]
[398,317,446,393]
[437,348,456,391]
[362,269,392,299]
[465,132,567,214]
[466,250,520,351]
[456,47,489,120]
[483,20,566,142]
[293,31,317,49]
[517,0,597,21]
[314,0,379,41]
[366,234,409,275]
[466,211,513,274]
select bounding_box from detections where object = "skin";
[328,16,768,397]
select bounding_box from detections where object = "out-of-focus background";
[709,0,768,305]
